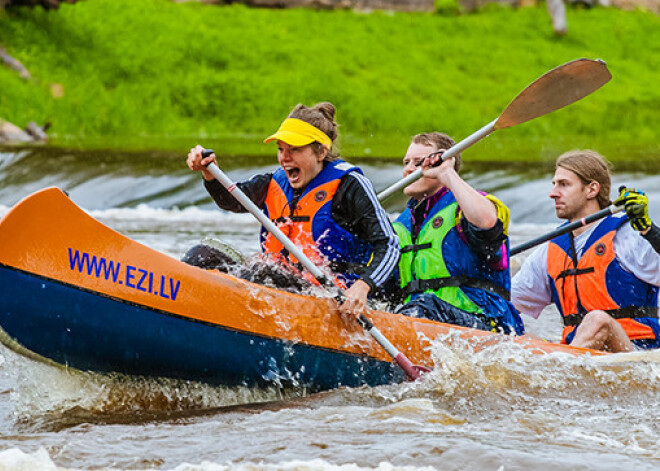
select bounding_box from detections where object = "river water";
[0,146,659,470]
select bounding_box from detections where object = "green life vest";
[393,201,482,314]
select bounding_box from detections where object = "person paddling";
[512,150,660,352]
[388,132,524,335]
[186,102,399,317]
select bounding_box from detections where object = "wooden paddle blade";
[495,58,611,129]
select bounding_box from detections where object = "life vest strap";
[555,267,595,280]
[400,243,432,254]
[404,276,511,301]
[563,306,659,327]
[272,215,310,224]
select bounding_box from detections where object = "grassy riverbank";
[1,0,659,161]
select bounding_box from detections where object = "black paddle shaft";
[510,205,619,256]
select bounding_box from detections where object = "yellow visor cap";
[264,118,332,149]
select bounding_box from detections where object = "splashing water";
[3,348,307,431]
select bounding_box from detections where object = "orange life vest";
[546,216,659,344]
[261,161,372,288]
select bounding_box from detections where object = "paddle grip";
[202,149,215,159]
[358,314,374,330]
[415,150,446,168]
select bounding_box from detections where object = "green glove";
[615,186,651,232]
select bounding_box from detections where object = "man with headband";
[512,150,660,352]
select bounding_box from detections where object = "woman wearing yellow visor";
[186,102,399,317]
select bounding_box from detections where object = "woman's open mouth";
[285,167,301,184]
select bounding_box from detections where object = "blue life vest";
[393,190,524,335]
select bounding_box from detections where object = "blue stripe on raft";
[0,265,404,391]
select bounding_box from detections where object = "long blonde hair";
[556,149,612,209]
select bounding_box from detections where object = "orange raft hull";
[0,188,605,391]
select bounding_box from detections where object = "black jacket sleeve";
[331,172,400,291]
[460,217,507,264]
[203,173,273,213]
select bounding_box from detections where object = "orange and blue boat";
[0,188,604,391]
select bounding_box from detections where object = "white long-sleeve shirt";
[511,215,660,319]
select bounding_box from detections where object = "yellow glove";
[614,186,651,232]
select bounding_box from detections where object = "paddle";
[376,58,612,201]
[200,150,429,381]
[510,203,624,256]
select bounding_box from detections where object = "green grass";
[0,0,659,161]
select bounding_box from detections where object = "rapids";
[0,146,658,470]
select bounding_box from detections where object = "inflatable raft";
[0,188,604,391]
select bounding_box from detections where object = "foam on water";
[3,317,660,428]
[0,448,60,471]
[2,347,307,430]
[170,460,437,471]
[413,331,660,400]
[0,447,441,471]
[2,154,660,470]
[88,205,259,228]
[2,445,657,471]
[90,204,261,258]
[1,333,660,470]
